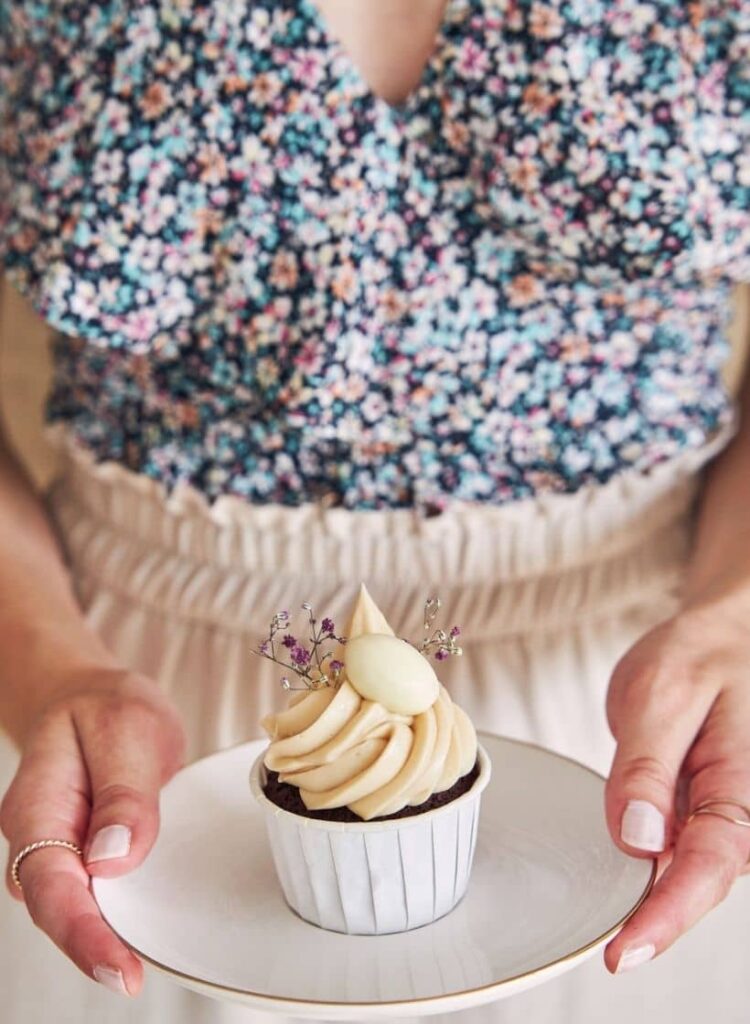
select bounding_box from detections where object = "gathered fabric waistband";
[44,423,735,641]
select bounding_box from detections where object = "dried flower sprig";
[253,595,462,694]
[254,604,347,691]
[418,596,463,661]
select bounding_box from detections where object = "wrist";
[676,578,750,644]
[680,561,750,623]
[0,617,130,745]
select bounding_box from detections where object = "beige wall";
[0,275,749,493]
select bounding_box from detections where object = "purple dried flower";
[330,659,344,672]
[292,645,310,666]
[258,640,270,655]
[450,625,461,638]
[321,617,335,635]
[281,634,297,649]
[434,648,449,661]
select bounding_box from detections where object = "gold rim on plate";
[96,733,657,1012]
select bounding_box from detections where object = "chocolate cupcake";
[249,584,492,935]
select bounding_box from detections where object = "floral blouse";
[0,0,748,510]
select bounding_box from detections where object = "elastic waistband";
[44,423,735,639]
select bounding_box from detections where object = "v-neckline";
[298,0,466,117]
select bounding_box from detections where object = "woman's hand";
[0,668,186,996]
[603,603,750,973]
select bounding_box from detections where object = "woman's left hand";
[603,602,750,974]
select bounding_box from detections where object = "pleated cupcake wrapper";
[249,744,491,935]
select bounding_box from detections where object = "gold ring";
[686,799,750,829]
[11,839,84,890]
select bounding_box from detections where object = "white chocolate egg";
[343,633,439,715]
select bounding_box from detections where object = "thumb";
[78,692,185,877]
[605,659,716,857]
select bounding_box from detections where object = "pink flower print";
[361,392,388,424]
[294,340,324,376]
[147,157,173,191]
[92,149,124,185]
[456,38,490,79]
[126,307,159,345]
[469,280,498,320]
[292,154,322,188]
[529,2,564,40]
[378,288,408,323]
[69,280,99,321]
[193,206,223,239]
[127,234,162,274]
[140,81,172,120]
[559,332,592,362]
[270,250,299,291]
[522,81,558,117]
[272,296,293,321]
[331,261,358,303]
[508,156,541,192]
[611,48,644,86]
[160,278,194,328]
[567,145,607,186]
[250,72,284,107]
[609,3,657,37]
[624,222,664,253]
[245,6,272,48]
[336,331,374,375]
[508,274,543,307]
[99,98,131,137]
[256,357,281,388]
[141,192,177,235]
[197,142,228,186]
[240,137,270,166]
[126,6,160,52]
[290,51,325,89]
[444,120,470,152]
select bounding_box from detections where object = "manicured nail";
[87,825,132,863]
[93,964,130,995]
[620,800,665,852]
[615,943,656,973]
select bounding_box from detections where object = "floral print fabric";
[0,0,749,510]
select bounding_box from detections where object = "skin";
[313,0,449,107]
[0,426,186,996]
[603,356,750,972]
[1,0,750,996]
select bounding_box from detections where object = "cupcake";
[249,584,492,934]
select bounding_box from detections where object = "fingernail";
[621,800,665,852]
[87,825,132,863]
[615,943,656,973]
[93,964,130,996]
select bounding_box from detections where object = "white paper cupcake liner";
[249,743,491,935]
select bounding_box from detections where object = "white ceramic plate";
[92,734,655,1019]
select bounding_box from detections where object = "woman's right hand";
[0,668,186,997]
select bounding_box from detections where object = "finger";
[2,711,89,900]
[1,715,141,994]
[78,693,183,877]
[19,846,142,996]
[605,664,717,857]
[604,783,750,973]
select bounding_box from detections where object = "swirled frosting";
[260,585,477,821]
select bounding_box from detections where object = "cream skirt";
[2,421,750,1024]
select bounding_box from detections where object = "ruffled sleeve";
[689,0,750,282]
[0,1,140,341]
[0,4,117,319]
